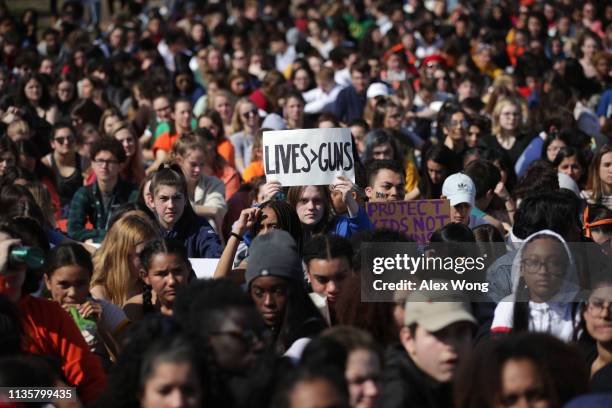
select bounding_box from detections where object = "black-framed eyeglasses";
[521,258,566,276]
[587,299,612,315]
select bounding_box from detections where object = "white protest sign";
[189,258,220,279]
[263,128,355,186]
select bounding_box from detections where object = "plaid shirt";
[67,179,138,243]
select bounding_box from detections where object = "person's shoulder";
[72,184,94,200]
[19,295,65,319]
[204,174,225,189]
[229,131,245,142]
[154,121,171,135]
[90,285,109,301]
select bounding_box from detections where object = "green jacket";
[67,179,138,243]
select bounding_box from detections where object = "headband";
[583,206,612,238]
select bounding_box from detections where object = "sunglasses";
[54,136,75,145]
[241,109,258,118]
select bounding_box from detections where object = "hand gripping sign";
[263,128,355,186]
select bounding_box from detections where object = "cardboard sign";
[263,128,355,186]
[366,199,451,243]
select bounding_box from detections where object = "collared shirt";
[67,179,139,243]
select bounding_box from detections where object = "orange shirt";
[19,295,107,405]
[152,132,179,155]
[217,138,236,168]
[242,160,264,183]
[214,163,241,200]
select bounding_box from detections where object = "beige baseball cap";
[404,282,477,332]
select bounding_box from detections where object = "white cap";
[442,173,476,207]
[261,113,287,130]
[366,82,390,99]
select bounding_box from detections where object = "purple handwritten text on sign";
[366,199,451,243]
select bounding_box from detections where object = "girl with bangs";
[90,211,161,308]
[286,181,372,240]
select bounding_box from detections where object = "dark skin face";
[250,276,289,328]
[207,306,267,374]
[521,237,567,302]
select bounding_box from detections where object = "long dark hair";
[363,129,404,164]
[419,145,456,199]
[45,242,93,278]
[139,238,190,315]
[454,333,589,408]
[552,146,588,187]
[16,73,53,109]
[95,315,218,408]
[251,200,303,254]
[273,279,326,354]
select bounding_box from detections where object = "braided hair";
[139,238,190,315]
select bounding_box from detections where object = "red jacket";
[19,295,107,405]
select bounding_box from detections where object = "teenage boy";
[381,288,476,408]
[303,235,354,325]
[333,61,370,124]
[365,160,406,202]
[68,137,138,243]
[441,172,486,228]
[149,97,196,172]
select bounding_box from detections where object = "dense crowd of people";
[0,0,612,407]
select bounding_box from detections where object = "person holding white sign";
[286,177,372,240]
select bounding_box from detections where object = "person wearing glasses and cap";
[68,137,138,243]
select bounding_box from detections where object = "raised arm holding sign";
[263,128,356,186]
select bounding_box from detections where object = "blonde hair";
[169,132,205,162]
[230,97,256,134]
[109,120,130,139]
[7,119,29,138]
[250,128,265,162]
[91,212,160,306]
[208,89,235,115]
[491,97,522,137]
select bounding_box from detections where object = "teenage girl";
[44,242,129,363]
